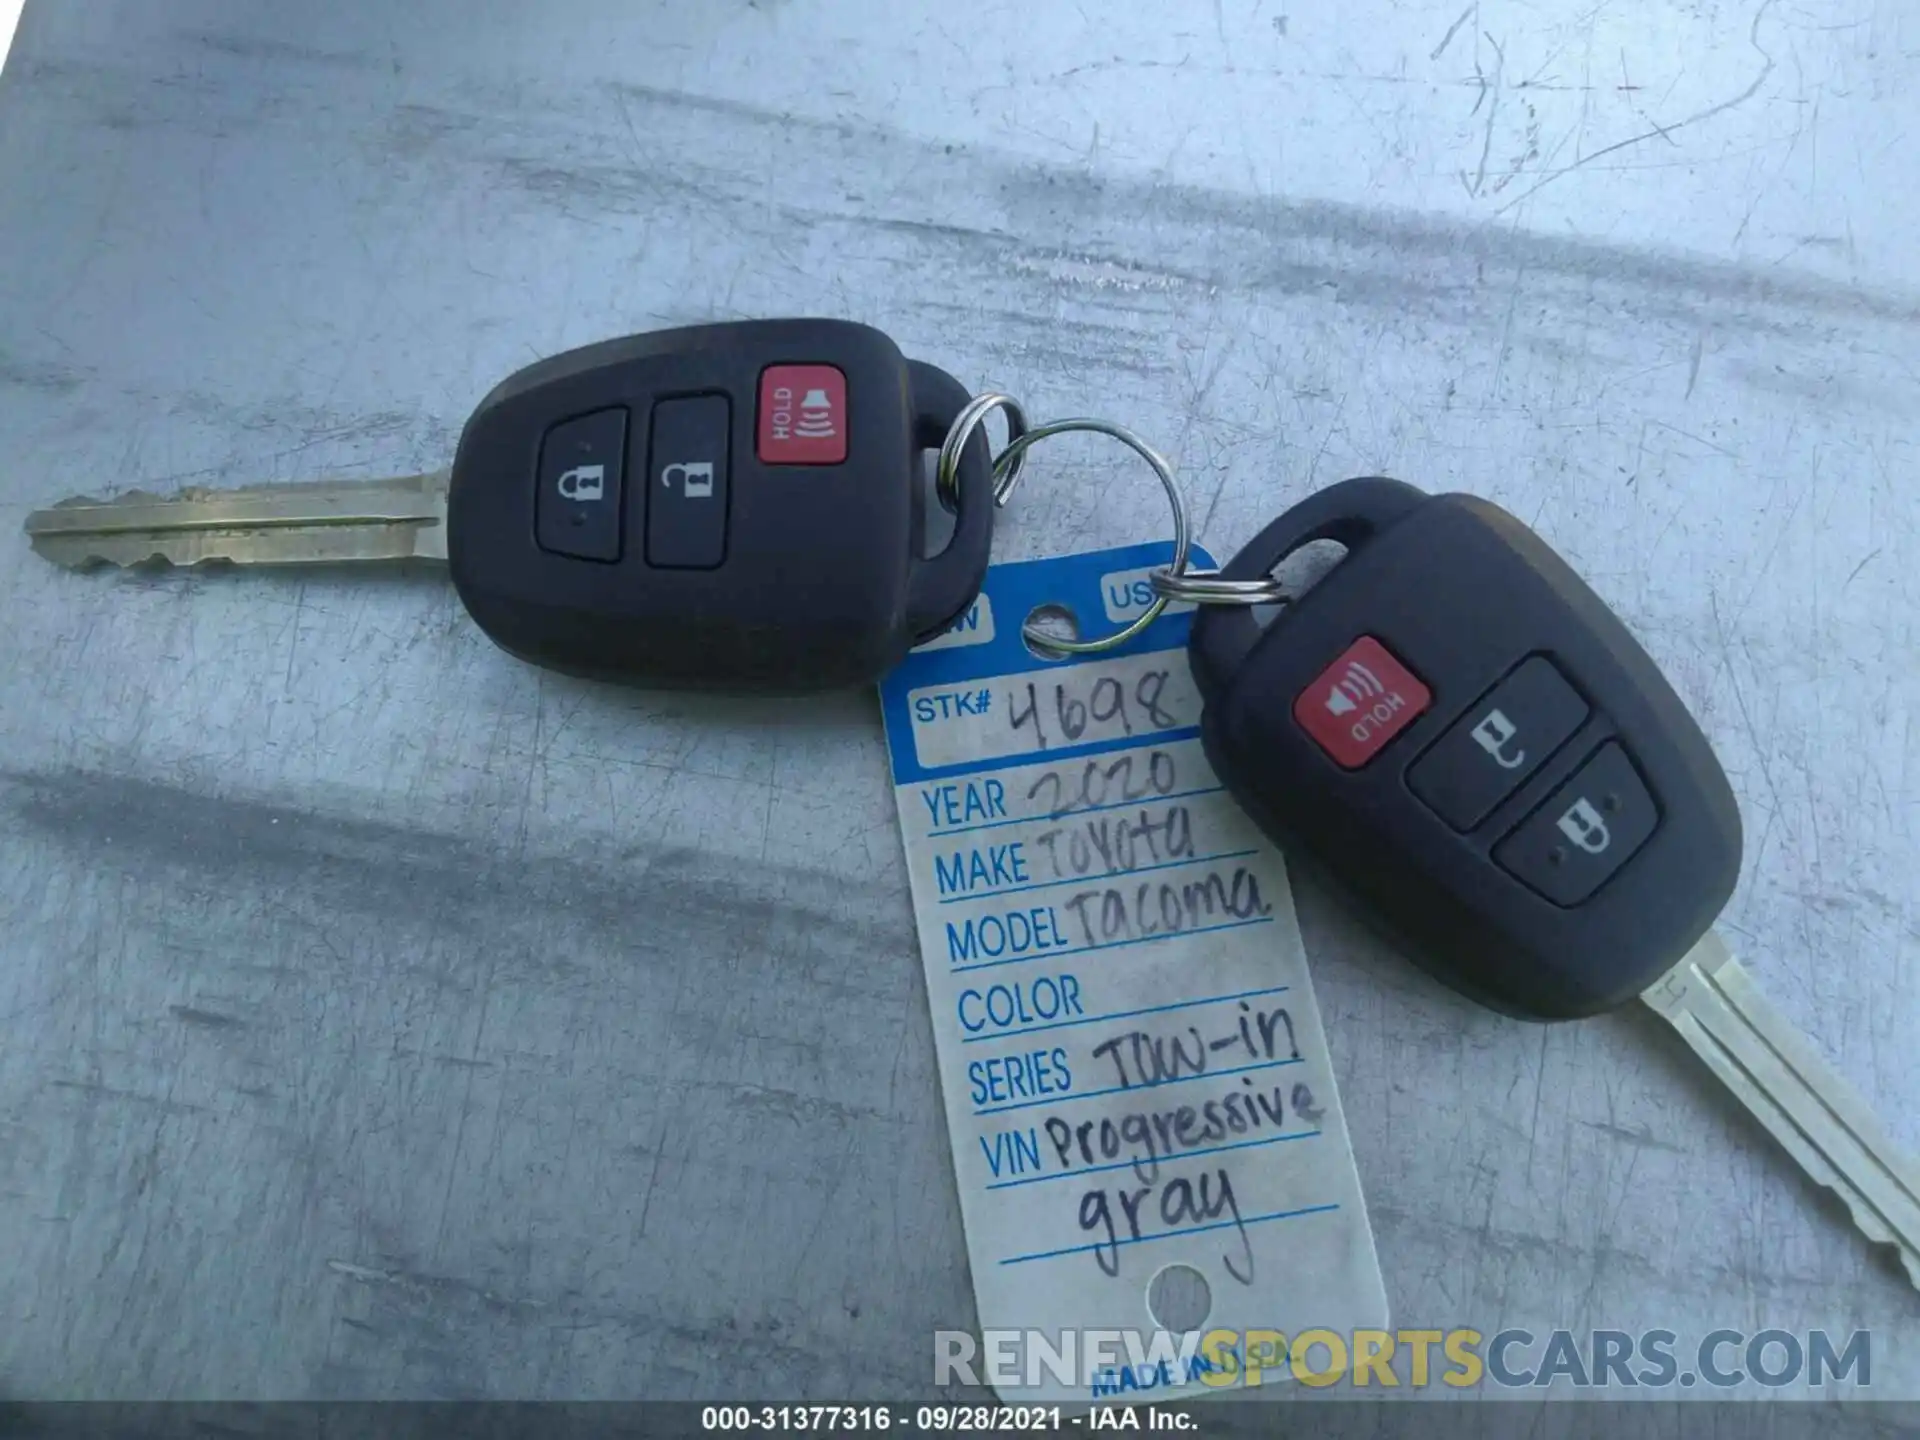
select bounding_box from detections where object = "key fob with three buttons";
[1190,477,1743,1021]
[447,319,994,694]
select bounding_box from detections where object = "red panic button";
[1295,636,1432,769]
[758,365,847,465]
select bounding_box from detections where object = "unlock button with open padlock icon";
[662,461,715,499]
[645,396,730,569]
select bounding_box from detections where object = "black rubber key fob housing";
[447,319,993,694]
[1190,477,1743,1020]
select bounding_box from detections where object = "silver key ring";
[935,392,1031,511]
[1150,567,1290,606]
[937,400,1290,656]
[940,412,1190,655]
[1008,418,1188,654]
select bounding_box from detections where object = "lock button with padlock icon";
[1490,741,1660,907]
[557,464,606,502]
[532,407,628,563]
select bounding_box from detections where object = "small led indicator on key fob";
[1294,635,1432,769]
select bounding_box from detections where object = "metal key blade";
[24,470,451,569]
[1643,929,1920,1287]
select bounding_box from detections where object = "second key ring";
[996,418,1191,655]
[938,397,1289,655]
[941,412,1193,656]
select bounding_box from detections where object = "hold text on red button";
[1294,636,1432,769]
[758,365,847,465]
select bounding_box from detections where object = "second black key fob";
[1189,477,1743,1021]
[447,318,995,694]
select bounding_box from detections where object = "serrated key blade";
[24,471,451,569]
[1643,929,1920,1288]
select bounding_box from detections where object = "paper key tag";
[879,541,1389,1407]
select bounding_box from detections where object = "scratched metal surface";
[0,0,1915,1406]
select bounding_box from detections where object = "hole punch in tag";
[879,541,1388,1408]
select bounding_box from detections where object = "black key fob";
[1190,477,1743,1020]
[446,319,994,694]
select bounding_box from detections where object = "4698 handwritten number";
[1007,669,1179,750]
